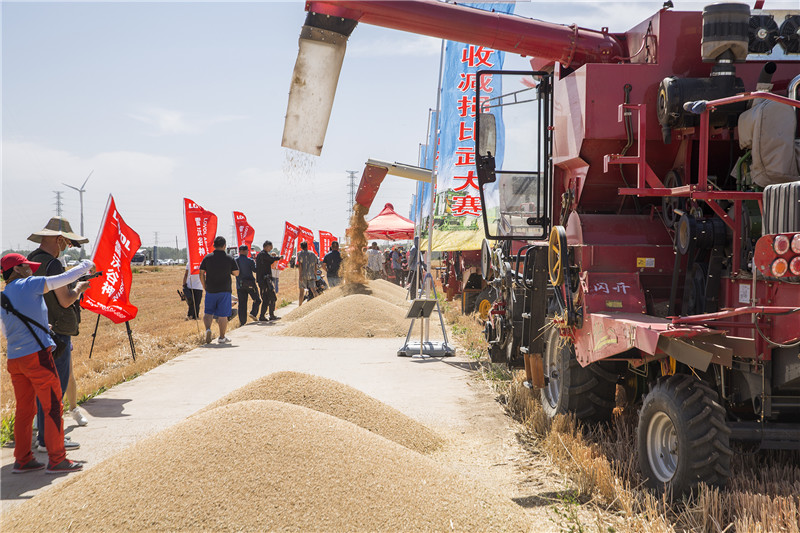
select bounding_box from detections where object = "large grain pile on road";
[2,401,531,532]
[280,279,410,338]
[198,371,442,453]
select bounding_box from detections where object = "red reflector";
[791,256,800,277]
[774,235,791,255]
[772,258,789,277]
[792,234,800,254]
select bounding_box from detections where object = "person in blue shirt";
[1,253,93,474]
[321,242,342,287]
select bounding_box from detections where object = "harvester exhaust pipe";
[282,12,357,156]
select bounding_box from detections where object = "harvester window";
[475,70,552,242]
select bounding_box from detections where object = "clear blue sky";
[3,1,794,252]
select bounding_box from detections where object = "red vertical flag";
[277,221,299,270]
[318,231,336,257]
[298,226,316,256]
[233,211,255,250]
[184,198,217,274]
[81,195,141,323]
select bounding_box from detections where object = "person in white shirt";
[366,242,384,280]
[182,264,203,320]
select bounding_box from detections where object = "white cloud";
[128,106,247,135]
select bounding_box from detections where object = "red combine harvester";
[284,0,800,494]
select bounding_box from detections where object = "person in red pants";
[1,253,94,474]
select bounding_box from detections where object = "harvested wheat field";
[198,371,442,453]
[281,293,408,338]
[2,401,531,533]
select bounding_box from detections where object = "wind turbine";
[63,170,93,257]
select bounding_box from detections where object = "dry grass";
[1,266,299,423]
[442,298,800,533]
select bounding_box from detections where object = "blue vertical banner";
[425,2,512,251]
[413,110,438,224]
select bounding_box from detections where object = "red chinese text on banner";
[298,226,316,256]
[233,211,254,250]
[318,231,336,257]
[81,195,142,324]
[277,221,299,270]
[184,198,217,274]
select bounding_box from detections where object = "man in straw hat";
[1,252,94,473]
[27,217,92,452]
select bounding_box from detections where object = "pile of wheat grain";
[284,280,409,323]
[197,371,442,453]
[280,293,407,338]
[2,401,531,532]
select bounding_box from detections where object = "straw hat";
[28,216,89,245]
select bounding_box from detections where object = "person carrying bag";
[1,253,94,474]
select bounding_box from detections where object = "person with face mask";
[2,252,95,473]
[27,217,91,453]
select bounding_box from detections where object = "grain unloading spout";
[354,159,431,210]
[281,12,357,156]
[284,0,624,157]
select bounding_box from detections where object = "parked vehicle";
[292,0,800,495]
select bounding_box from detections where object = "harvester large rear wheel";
[638,374,732,496]
[540,326,619,424]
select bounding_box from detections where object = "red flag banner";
[298,226,316,256]
[318,230,336,257]
[185,198,217,274]
[81,195,141,323]
[233,211,254,250]
[277,221,299,270]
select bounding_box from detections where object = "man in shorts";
[199,236,239,344]
[296,241,318,306]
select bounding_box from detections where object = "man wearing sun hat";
[27,216,91,452]
[1,252,94,473]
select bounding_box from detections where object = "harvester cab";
[283,0,800,496]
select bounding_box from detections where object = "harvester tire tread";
[637,374,731,496]
[541,326,621,424]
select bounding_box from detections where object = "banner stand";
[88,314,101,359]
[397,273,455,358]
[87,316,137,361]
[125,321,137,361]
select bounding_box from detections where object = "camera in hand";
[78,271,104,282]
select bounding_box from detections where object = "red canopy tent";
[365,203,415,241]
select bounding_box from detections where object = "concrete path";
[1,306,507,515]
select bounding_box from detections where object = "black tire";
[637,374,732,496]
[505,329,524,368]
[540,326,620,423]
[488,344,505,364]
